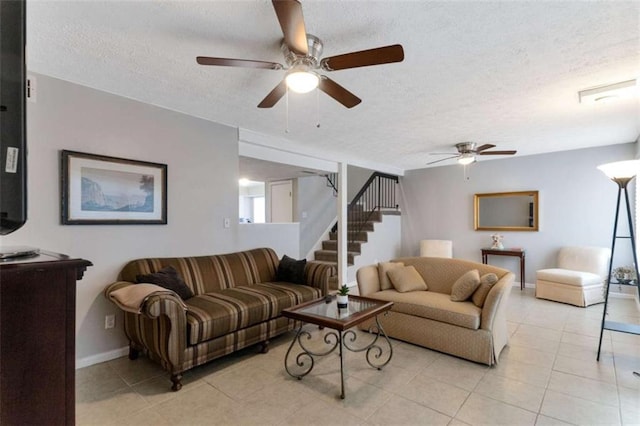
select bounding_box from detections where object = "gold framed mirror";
[474,191,539,231]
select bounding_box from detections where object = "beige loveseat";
[357,257,514,365]
[105,248,335,391]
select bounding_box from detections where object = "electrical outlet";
[105,314,115,329]
[223,217,230,228]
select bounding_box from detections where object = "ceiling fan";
[196,0,404,109]
[427,142,517,165]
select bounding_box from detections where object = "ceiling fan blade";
[196,57,284,70]
[257,80,287,108]
[426,155,461,165]
[479,150,517,155]
[320,44,404,71]
[318,77,361,108]
[272,0,308,55]
[429,152,458,156]
[475,144,496,152]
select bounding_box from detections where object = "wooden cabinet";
[481,248,526,290]
[0,251,91,425]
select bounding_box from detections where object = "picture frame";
[61,150,167,225]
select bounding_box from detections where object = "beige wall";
[0,73,241,365]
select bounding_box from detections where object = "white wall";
[0,73,241,364]
[347,165,375,200]
[236,223,299,259]
[296,175,337,257]
[400,143,636,284]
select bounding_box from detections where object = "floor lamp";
[596,159,640,379]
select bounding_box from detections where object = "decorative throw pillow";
[472,273,499,307]
[387,265,428,293]
[378,261,404,290]
[450,269,481,302]
[276,254,307,284]
[136,265,194,300]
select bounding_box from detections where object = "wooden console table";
[481,248,525,290]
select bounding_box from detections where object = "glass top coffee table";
[281,294,393,399]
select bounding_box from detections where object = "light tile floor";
[76,288,640,425]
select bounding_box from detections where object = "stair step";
[314,249,356,265]
[329,231,368,242]
[329,231,369,243]
[316,209,400,269]
[322,240,362,253]
[347,222,375,231]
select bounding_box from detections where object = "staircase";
[314,208,381,266]
[313,172,399,287]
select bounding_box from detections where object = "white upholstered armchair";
[535,246,611,307]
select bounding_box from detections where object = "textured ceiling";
[28,1,640,172]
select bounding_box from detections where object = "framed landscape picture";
[61,150,167,225]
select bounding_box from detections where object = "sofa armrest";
[105,281,186,313]
[105,281,188,370]
[304,261,337,296]
[480,272,514,331]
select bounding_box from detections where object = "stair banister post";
[337,162,348,289]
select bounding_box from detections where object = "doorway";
[268,180,293,223]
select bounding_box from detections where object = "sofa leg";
[128,345,139,360]
[258,340,270,354]
[170,374,183,391]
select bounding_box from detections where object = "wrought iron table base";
[284,317,393,399]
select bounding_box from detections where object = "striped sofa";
[105,248,335,391]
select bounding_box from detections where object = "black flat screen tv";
[0,0,27,235]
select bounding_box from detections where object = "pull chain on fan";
[316,87,320,128]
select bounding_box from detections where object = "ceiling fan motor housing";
[456,142,477,153]
[281,33,323,68]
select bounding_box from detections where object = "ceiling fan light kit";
[285,65,319,93]
[196,0,404,109]
[458,153,475,165]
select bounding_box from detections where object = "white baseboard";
[76,346,129,370]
